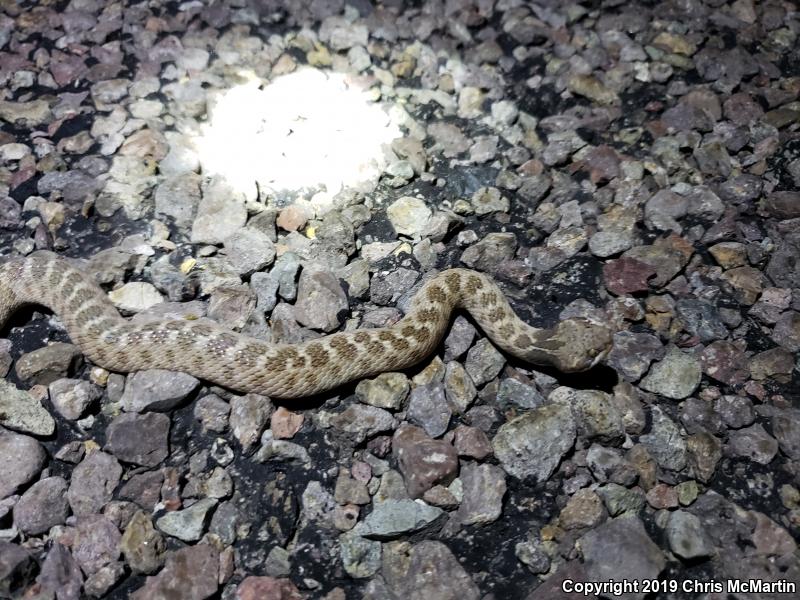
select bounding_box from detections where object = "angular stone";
[354,499,444,540]
[67,451,122,517]
[13,476,69,535]
[640,347,701,400]
[0,430,46,500]
[131,544,219,600]
[392,424,458,498]
[381,540,480,600]
[120,369,200,412]
[579,516,665,600]
[106,412,170,467]
[492,404,576,481]
[456,463,506,525]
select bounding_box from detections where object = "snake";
[0,253,613,398]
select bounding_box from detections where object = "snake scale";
[0,254,613,398]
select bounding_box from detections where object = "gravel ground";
[1,0,799,599]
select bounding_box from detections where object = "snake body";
[0,254,612,398]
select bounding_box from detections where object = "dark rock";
[106,412,170,467]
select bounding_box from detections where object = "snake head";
[525,318,614,372]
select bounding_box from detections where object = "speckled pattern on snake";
[0,254,613,398]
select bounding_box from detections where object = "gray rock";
[0,542,35,597]
[766,234,800,289]
[381,540,480,600]
[443,361,477,413]
[596,483,646,517]
[327,404,396,444]
[639,407,687,471]
[84,562,125,598]
[686,185,725,219]
[726,424,779,465]
[675,300,728,342]
[456,463,506,525]
[355,372,409,410]
[154,172,201,228]
[607,332,665,382]
[193,394,230,433]
[191,176,247,244]
[515,536,551,574]
[255,430,311,465]
[72,515,121,575]
[249,272,279,312]
[339,532,381,578]
[14,342,82,386]
[0,99,52,126]
[407,383,451,438]
[572,390,625,444]
[465,338,506,386]
[0,379,55,436]
[156,498,218,542]
[427,122,470,158]
[640,346,701,400]
[106,412,170,467]
[387,196,432,237]
[207,284,256,330]
[229,394,272,453]
[773,311,800,352]
[586,445,626,483]
[713,395,755,429]
[13,476,69,535]
[666,510,712,560]
[680,397,726,436]
[610,382,647,435]
[589,230,634,257]
[492,404,576,481]
[293,267,348,332]
[772,408,800,460]
[334,470,370,506]
[270,252,301,301]
[370,267,420,306]
[579,516,666,600]
[37,543,83,600]
[119,369,200,412]
[353,499,444,540]
[118,470,164,512]
[495,377,545,410]
[264,546,291,577]
[224,228,276,275]
[469,136,499,164]
[67,451,122,517]
[444,316,476,360]
[471,186,509,215]
[0,430,46,500]
[644,189,688,231]
[460,232,517,271]
[48,378,101,421]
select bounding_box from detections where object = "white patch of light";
[195,68,401,199]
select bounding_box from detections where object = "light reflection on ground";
[194,67,402,200]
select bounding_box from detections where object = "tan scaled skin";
[0,253,613,399]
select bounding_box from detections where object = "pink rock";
[237,576,304,600]
[270,406,304,439]
[603,257,656,295]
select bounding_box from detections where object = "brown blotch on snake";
[0,254,613,399]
